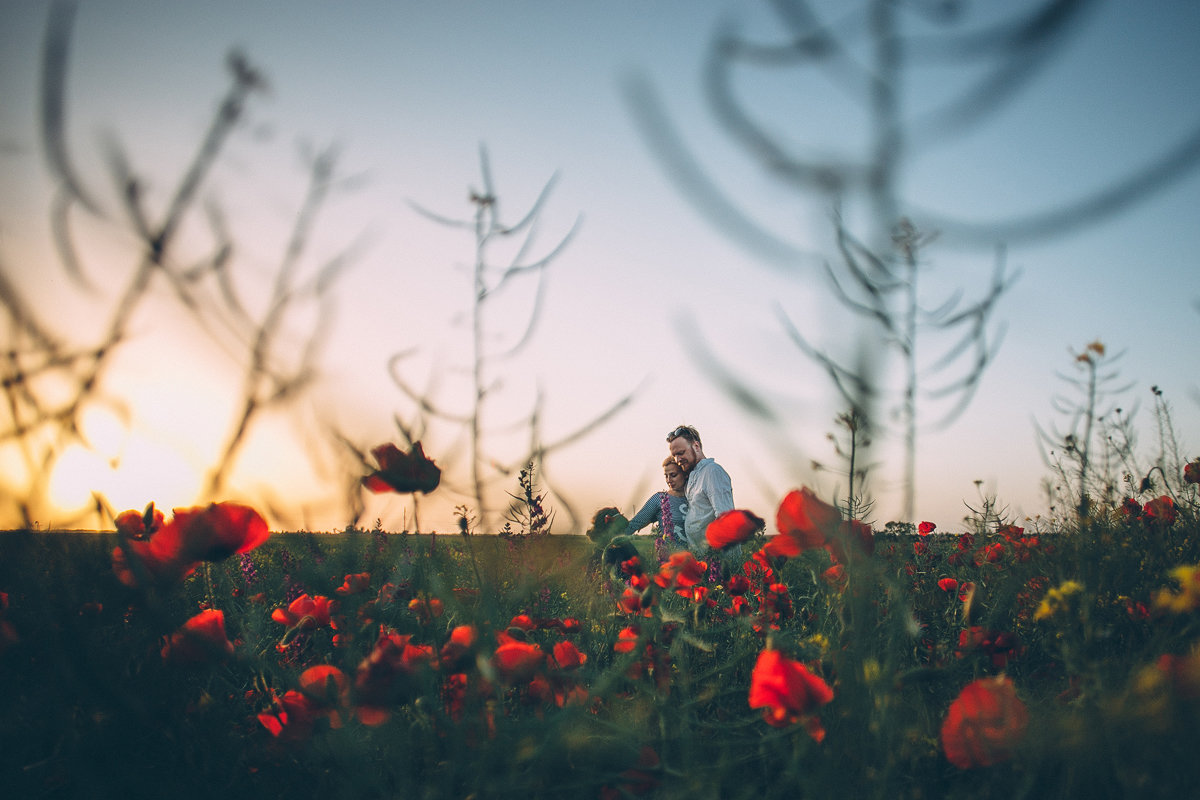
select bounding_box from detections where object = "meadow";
[3,480,1200,800]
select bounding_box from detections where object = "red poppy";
[161,608,235,664]
[353,630,436,723]
[617,587,654,617]
[439,624,478,671]
[938,578,960,593]
[614,626,640,654]
[828,519,875,562]
[408,595,444,623]
[766,488,842,558]
[172,502,270,561]
[1157,650,1200,699]
[918,521,936,536]
[362,441,441,494]
[551,640,587,671]
[821,564,846,588]
[258,689,318,740]
[1143,495,1177,526]
[940,676,1029,769]
[654,551,709,591]
[508,614,536,631]
[492,635,543,684]
[705,509,765,550]
[955,627,1022,668]
[1120,497,1143,518]
[335,572,371,596]
[114,505,164,539]
[258,665,350,740]
[1184,461,1200,485]
[560,617,582,634]
[749,648,834,740]
[726,575,751,596]
[112,502,268,587]
[271,594,334,630]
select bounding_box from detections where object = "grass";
[2,501,1199,799]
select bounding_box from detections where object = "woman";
[625,457,689,564]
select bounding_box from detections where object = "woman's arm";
[624,493,664,534]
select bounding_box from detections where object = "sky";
[2,1,1199,534]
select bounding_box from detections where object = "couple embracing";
[625,424,734,562]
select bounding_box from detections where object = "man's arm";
[706,463,735,517]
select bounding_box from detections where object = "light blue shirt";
[682,457,734,551]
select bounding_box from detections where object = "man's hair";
[666,424,701,447]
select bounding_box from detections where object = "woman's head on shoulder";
[662,456,687,495]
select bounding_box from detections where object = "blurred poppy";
[362,441,441,494]
[726,575,751,596]
[941,676,1028,769]
[614,626,640,654]
[354,630,436,723]
[112,502,268,587]
[114,504,164,539]
[1143,495,1177,526]
[938,578,959,593]
[335,572,371,596]
[439,624,478,671]
[492,635,543,684]
[1184,460,1200,485]
[408,594,444,623]
[271,594,334,630]
[551,640,587,671]
[706,509,764,550]
[654,551,708,591]
[162,608,235,664]
[918,521,936,535]
[766,488,842,558]
[829,519,875,562]
[508,614,536,631]
[749,648,833,740]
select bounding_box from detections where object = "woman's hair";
[662,456,678,469]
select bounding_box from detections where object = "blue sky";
[2,1,1198,533]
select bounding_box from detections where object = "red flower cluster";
[654,552,709,595]
[112,502,269,587]
[918,521,936,536]
[1121,495,1177,526]
[258,665,351,740]
[940,676,1029,769]
[354,629,437,725]
[955,627,1022,668]
[748,648,834,741]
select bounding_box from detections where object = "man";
[666,424,734,552]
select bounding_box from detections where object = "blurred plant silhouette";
[1,0,359,529]
[627,0,1200,521]
[385,147,635,533]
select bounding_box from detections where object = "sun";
[47,407,202,526]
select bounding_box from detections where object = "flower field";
[3,485,1200,799]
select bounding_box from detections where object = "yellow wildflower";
[1153,566,1200,614]
[1034,580,1084,621]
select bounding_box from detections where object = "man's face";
[669,437,701,472]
